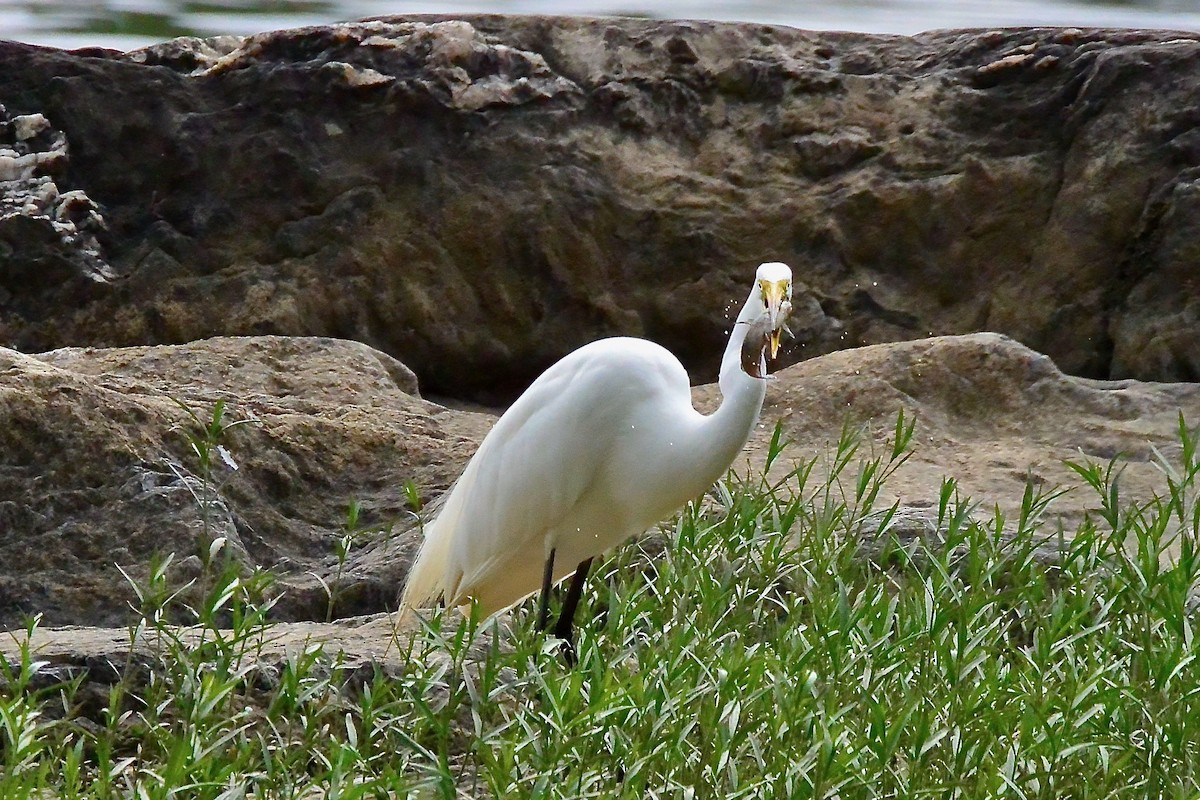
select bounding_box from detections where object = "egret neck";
[685,288,777,489]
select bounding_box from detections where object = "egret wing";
[441,350,631,611]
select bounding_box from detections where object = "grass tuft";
[3,413,1200,797]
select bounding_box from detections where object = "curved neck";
[719,291,765,396]
[643,286,770,515]
[693,290,768,480]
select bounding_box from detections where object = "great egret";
[399,262,793,650]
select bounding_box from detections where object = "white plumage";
[399,262,793,642]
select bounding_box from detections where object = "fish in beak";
[768,327,783,360]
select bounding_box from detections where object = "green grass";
[3,412,1200,798]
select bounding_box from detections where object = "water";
[2,0,1200,52]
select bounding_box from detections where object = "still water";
[3,0,1200,52]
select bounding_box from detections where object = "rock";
[0,611,506,723]
[1,614,423,689]
[0,335,491,630]
[2,332,1197,633]
[0,103,112,313]
[1,21,1200,400]
[748,332,1200,536]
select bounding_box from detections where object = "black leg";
[553,558,593,654]
[537,548,556,631]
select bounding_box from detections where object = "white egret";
[399,262,793,650]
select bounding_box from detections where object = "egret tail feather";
[397,516,457,618]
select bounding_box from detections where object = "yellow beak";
[760,280,791,360]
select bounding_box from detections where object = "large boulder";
[0,335,491,628]
[746,332,1200,533]
[1,19,1200,401]
[2,332,1197,631]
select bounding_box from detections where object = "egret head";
[754,261,793,359]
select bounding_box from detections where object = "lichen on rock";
[0,103,114,310]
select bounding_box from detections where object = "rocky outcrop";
[746,332,1200,532]
[2,332,1197,632]
[0,335,491,628]
[2,19,1200,401]
[0,104,113,308]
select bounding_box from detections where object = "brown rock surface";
[2,19,1200,401]
[2,332,1197,638]
[0,613,421,684]
[743,332,1200,534]
[0,335,493,629]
